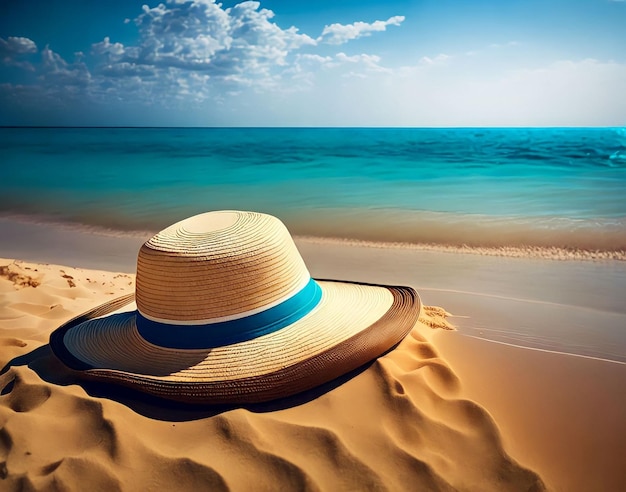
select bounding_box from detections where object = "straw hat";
[50,211,421,404]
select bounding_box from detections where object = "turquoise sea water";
[1,127,625,253]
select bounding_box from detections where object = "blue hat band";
[136,278,322,349]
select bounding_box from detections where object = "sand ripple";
[0,259,545,491]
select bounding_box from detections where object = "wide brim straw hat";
[50,211,421,404]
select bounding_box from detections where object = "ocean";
[1,127,625,258]
[2,126,626,363]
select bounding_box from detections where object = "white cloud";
[418,53,451,66]
[291,54,337,75]
[0,36,38,56]
[122,0,315,75]
[318,16,405,45]
[0,1,409,122]
[84,0,319,96]
[290,51,391,79]
[297,54,334,64]
[336,52,389,72]
[131,0,232,70]
[0,47,93,120]
[40,46,91,87]
[336,53,379,63]
[91,37,126,59]
[0,36,38,71]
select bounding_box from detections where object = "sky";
[0,0,624,127]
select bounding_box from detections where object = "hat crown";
[135,211,311,323]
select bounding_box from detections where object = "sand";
[434,331,626,492]
[0,258,546,491]
[1,223,625,491]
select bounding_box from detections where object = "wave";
[283,208,626,258]
[298,237,626,261]
[3,209,625,261]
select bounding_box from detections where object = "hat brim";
[50,280,421,404]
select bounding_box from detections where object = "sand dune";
[0,258,544,491]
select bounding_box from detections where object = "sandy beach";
[2,0,625,486]
[1,221,625,491]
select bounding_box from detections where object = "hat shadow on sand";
[0,342,382,422]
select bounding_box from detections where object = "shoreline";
[2,216,626,364]
[2,214,625,262]
[298,235,626,262]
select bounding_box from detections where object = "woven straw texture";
[136,211,310,322]
[49,210,422,404]
[50,282,420,404]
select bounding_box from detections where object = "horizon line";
[1,125,623,130]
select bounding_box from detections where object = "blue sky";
[0,0,624,126]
